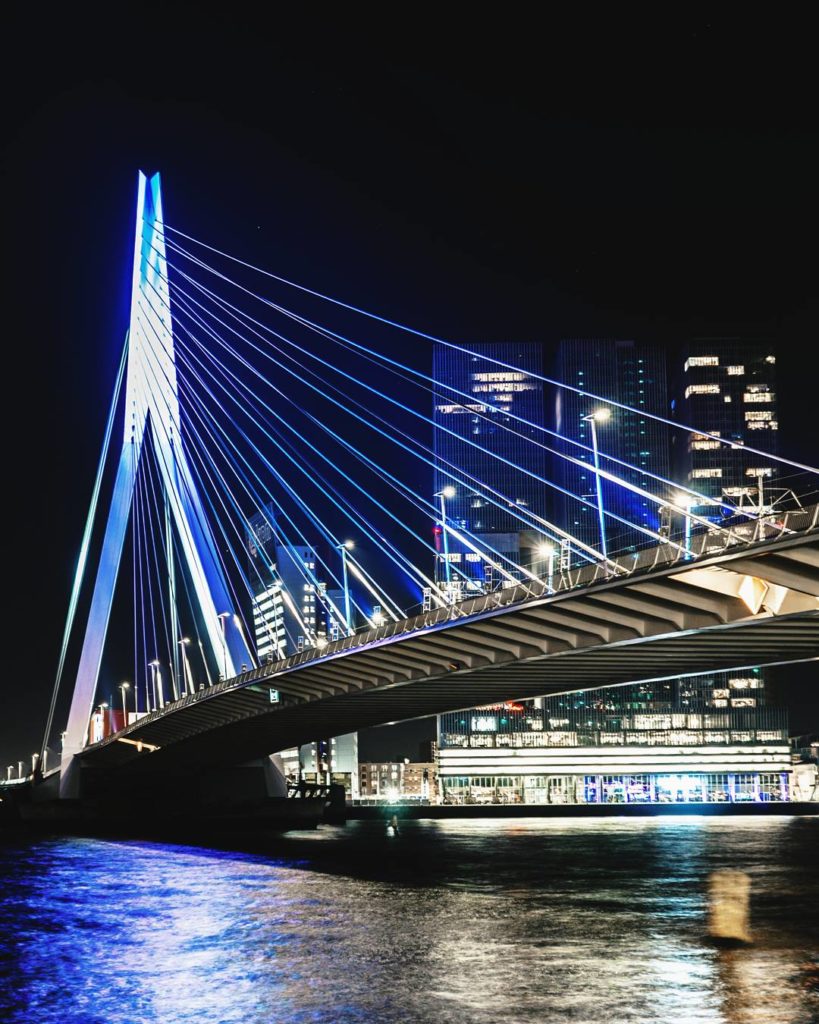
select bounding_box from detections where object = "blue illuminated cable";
[174,307,505,593]
[142,267,506,592]
[165,256,742,535]
[131,442,139,715]
[41,333,129,757]
[129,305,264,655]
[134,451,148,714]
[157,289,462,598]
[156,253,640,563]
[137,437,177,702]
[162,226,819,477]
[142,438,203,696]
[173,311,516,590]
[131,318,271,655]
[134,460,158,708]
[133,316,338,645]
[172,346,374,630]
[173,335,418,611]
[165,281,622,565]
[164,268,679,556]
[164,274,596,568]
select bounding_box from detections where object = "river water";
[1,817,816,1024]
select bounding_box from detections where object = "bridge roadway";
[81,510,819,779]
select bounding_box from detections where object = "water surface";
[1,817,817,1023]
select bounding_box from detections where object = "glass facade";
[432,342,547,585]
[554,339,670,556]
[437,684,791,805]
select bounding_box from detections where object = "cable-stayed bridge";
[13,171,819,812]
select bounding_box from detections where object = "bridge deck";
[80,518,819,776]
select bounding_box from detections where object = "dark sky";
[2,10,816,765]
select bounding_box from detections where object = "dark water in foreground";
[1,817,817,1024]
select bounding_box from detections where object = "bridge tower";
[60,172,252,795]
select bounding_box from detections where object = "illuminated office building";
[437,676,791,806]
[432,341,548,587]
[672,339,779,521]
[246,505,357,786]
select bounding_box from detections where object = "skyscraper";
[672,339,779,521]
[554,339,670,556]
[246,505,357,791]
[432,342,548,587]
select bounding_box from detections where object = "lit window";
[691,468,723,478]
[745,467,773,477]
[744,391,774,403]
[471,371,527,382]
[745,410,773,421]
[684,356,719,370]
[765,355,776,364]
[724,395,732,403]
[726,365,745,375]
[690,439,721,450]
[685,384,721,398]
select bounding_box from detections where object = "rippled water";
[1,817,817,1023]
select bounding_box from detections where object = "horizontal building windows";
[690,439,721,450]
[685,356,720,370]
[472,382,536,394]
[435,403,491,414]
[746,420,778,430]
[746,467,773,477]
[691,468,723,478]
[685,384,721,398]
[744,391,774,403]
[472,371,528,382]
[726,365,745,375]
[745,410,774,421]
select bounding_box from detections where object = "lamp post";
[177,637,194,695]
[217,612,230,679]
[536,543,556,592]
[96,701,108,742]
[581,409,611,563]
[148,660,160,712]
[434,486,456,589]
[198,638,214,687]
[336,541,354,635]
[673,491,696,557]
[119,682,130,726]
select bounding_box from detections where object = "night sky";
[2,11,816,766]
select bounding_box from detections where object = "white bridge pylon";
[61,172,252,792]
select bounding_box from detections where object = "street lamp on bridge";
[336,540,355,635]
[119,682,130,725]
[581,408,611,563]
[536,543,556,592]
[177,637,194,695]
[434,486,456,589]
[217,612,230,679]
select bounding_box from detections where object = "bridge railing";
[234,503,818,684]
[87,503,817,747]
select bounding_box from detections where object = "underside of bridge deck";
[77,530,818,781]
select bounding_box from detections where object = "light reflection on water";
[0,817,816,1023]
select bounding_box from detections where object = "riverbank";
[348,801,819,819]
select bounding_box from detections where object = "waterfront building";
[436,680,791,805]
[432,341,547,588]
[554,338,670,556]
[358,760,438,802]
[672,339,779,522]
